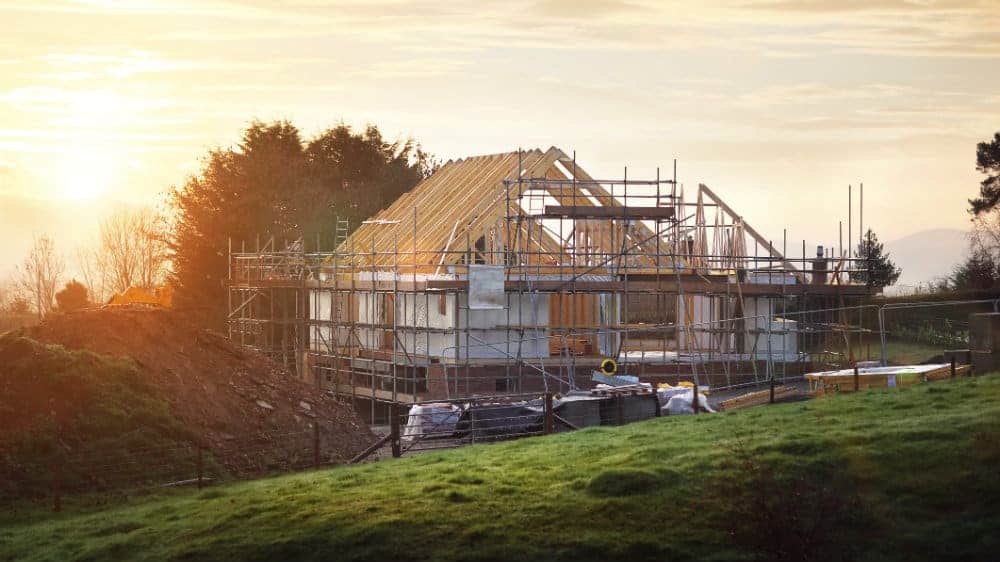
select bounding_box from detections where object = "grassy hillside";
[0,336,195,500]
[3,375,1000,562]
[1,309,374,502]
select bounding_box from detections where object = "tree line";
[11,121,996,327]
[942,131,1000,291]
[168,121,433,326]
[0,207,170,324]
[857,130,1000,294]
[1,121,432,328]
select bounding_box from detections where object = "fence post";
[951,357,956,379]
[854,365,860,392]
[878,306,888,366]
[313,423,321,469]
[52,463,61,513]
[769,376,776,404]
[197,445,204,489]
[544,393,554,434]
[692,380,699,414]
[390,403,401,458]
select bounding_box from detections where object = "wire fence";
[1,387,699,514]
[0,421,368,513]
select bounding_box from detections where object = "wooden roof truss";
[338,146,803,280]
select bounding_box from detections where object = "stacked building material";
[804,364,969,394]
[719,385,799,411]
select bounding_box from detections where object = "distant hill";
[885,228,968,291]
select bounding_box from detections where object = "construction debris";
[662,390,715,415]
[402,403,461,440]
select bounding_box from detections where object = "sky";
[1,0,999,284]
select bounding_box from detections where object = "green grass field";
[3,375,1000,562]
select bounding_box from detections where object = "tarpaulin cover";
[454,403,544,437]
[402,403,461,440]
[664,390,716,415]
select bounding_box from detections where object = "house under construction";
[228,147,873,422]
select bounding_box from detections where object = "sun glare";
[59,148,115,200]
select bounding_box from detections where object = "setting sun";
[58,147,115,200]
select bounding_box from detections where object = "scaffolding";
[227,147,874,423]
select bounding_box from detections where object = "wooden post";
[951,357,957,379]
[692,381,699,414]
[197,445,204,489]
[52,418,62,512]
[313,423,320,469]
[52,464,61,513]
[349,434,392,464]
[469,402,476,444]
[543,392,554,435]
[769,376,776,404]
[853,365,860,392]
[390,404,401,458]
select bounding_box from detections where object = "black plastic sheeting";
[453,403,544,438]
[449,393,660,439]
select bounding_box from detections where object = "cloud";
[6,0,998,59]
[529,0,648,19]
[741,0,1000,57]
[738,83,919,106]
[1,0,308,22]
[743,0,990,14]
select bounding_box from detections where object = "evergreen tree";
[850,229,901,291]
[969,132,1000,215]
[55,279,89,312]
[168,120,432,327]
[948,251,1000,291]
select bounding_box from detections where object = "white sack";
[663,390,716,415]
[402,403,461,440]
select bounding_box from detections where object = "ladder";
[334,218,350,250]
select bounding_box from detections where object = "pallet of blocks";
[590,384,654,397]
[719,385,799,411]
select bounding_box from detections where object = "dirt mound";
[7,306,373,480]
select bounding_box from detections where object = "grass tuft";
[444,491,472,503]
[586,469,661,497]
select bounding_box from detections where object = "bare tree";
[98,207,169,294]
[0,277,25,330]
[0,277,13,321]
[971,210,1000,259]
[0,277,10,311]
[16,235,65,319]
[76,244,109,304]
[134,209,170,290]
